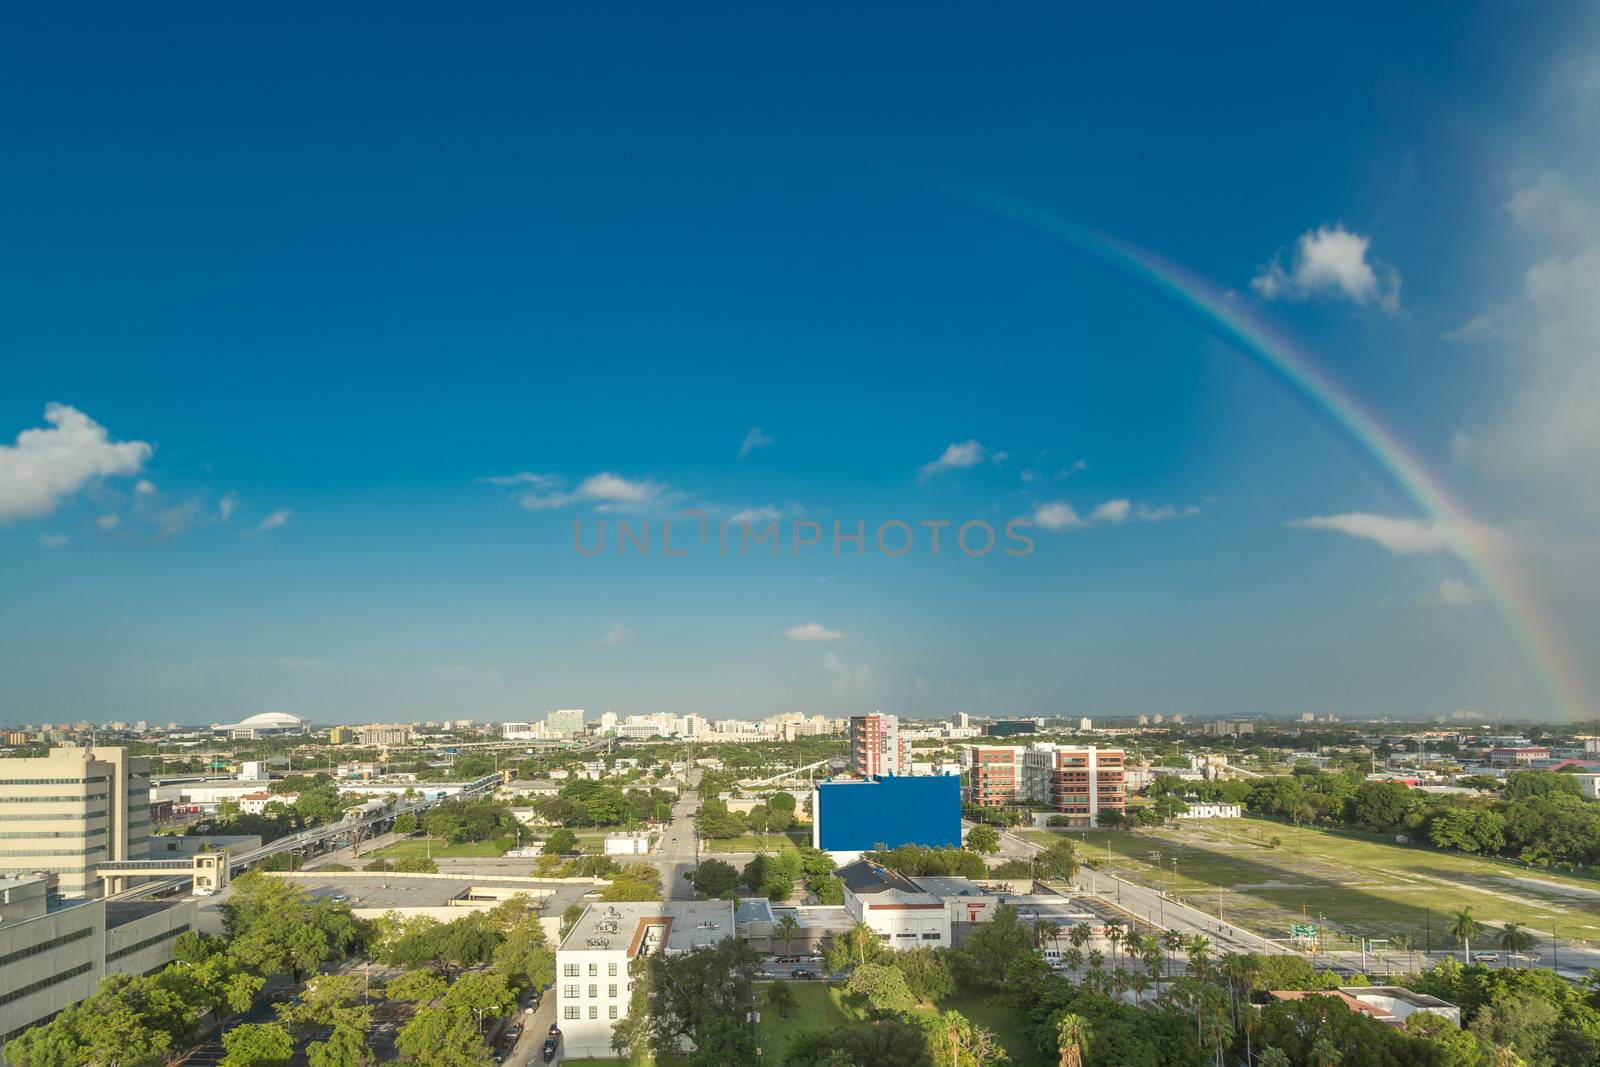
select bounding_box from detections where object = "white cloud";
[256,509,293,533]
[729,506,785,527]
[0,404,152,523]
[218,492,238,522]
[516,471,666,513]
[477,471,561,488]
[1251,224,1401,312]
[823,652,874,697]
[738,427,774,459]
[96,514,121,532]
[1028,498,1197,533]
[787,622,845,642]
[134,479,157,496]
[599,622,632,647]
[1507,172,1591,238]
[1435,579,1482,607]
[38,533,67,548]
[1289,513,1453,555]
[1444,313,1495,342]
[918,439,996,479]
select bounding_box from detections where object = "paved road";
[654,772,704,900]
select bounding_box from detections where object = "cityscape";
[6,4,1600,1067]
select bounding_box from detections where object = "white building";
[1177,803,1242,819]
[1575,774,1600,801]
[836,860,950,948]
[849,713,906,778]
[211,711,310,739]
[603,832,652,856]
[1078,718,1093,732]
[238,791,299,815]
[555,901,736,1058]
[546,709,587,738]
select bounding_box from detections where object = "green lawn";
[756,982,1043,1066]
[705,831,807,854]
[1031,817,1600,945]
[366,835,505,860]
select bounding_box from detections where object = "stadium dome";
[215,710,311,737]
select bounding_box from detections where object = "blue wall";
[815,775,962,852]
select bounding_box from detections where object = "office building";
[981,719,1037,737]
[811,775,961,856]
[0,873,196,1055]
[555,901,735,1058]
[0,746,151,899]
[848,713,906,777]
[962,742,1125,826]
[327,726,354,744]
[546,709,587,738]
[358,723,412,747]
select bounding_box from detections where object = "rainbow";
[971,192,1591,722]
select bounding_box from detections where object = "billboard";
[813,775,962,852]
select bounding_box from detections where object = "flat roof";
[560,900,735,955]
[735,898,775,926]
[287,875,595,916]
[107,899,186,929]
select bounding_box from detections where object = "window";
[108,923,190,962]
[588,985,597,998]
[588,963,597,976]
[922,932,941,940]
[0,926,96,968]
[609,1006,618,1020]
[563,964,578,977]
[607,962,617,976]
[563,984,578,999]
[587,1006,597,1020]
[608,984,617,998]
[564,1007,578,1021]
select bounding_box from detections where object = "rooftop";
[835,860,928,897]
[107,899,186,929]
[560,900,735,955]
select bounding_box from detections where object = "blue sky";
[3,4,1598,725]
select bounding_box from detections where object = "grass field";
[756,982,1043,1066]
[1030,818,1600,944]
[705,831,808,853]
[366,836,505,860]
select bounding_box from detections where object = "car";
[548,1023,562,1037]
[789,968,815,979]
[541,1037,559,1063]
[504,1023,523,1042]
[1473,952,1499,962]
[192,886,215,897]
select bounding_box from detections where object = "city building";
[1574,774,1600,801]
[1487,746,1549,765]
[966,746,1020,806]
[0,746,151,899]
[1267,987,1460,1028]
[358,723,413,747]
[812,775,961,857]
[211,711,310,740]
[546,709,587,738]
[836,860,951,948]
[603,832,652,856]
[1078,717,1093,732]
[0,874,197,1054]
[981,719,1037,737]
[848,713,906,777]
[327,726,354,744]
[555,901,736,1058]
[961,742,1125,826]
[1201,720,1255,737]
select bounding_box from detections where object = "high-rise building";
[327,726,354,744]
[1078,717,1093,732]
[358,723,412,747]
[546,709,586,737]
[0,745,151,899]
[849,713,906,777]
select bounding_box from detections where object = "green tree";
[1055,1012,1089,1067]
[1032,840,1079,882]
[307,1025,374,1067]
[541,828,578,854]
[221,1024,293,1067]
[386,969,447,1003]
[1496,923,1537,963]
[395,1006,493,1067]
[765,982,796,1019]
[843,963,916,1016]
[687,858,741,898]
[441,973,516,1032]
[1449,908,1481,964]
[774,913,801,955]
[964,824,1001,854]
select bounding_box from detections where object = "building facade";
[554,901,735,1059]
[836,860,952,948]
[546,709,586,738]
[358,723,412,747]
[966,746,1020,806]
[0,746,150,900]
[848,713,906,778]
[962,742,1125,826]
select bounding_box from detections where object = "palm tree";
[774,913,800,956]
[1063,946,1084,980]
[1162,929,1186,977]
[1141,935,1164,981]
[1129,970,1150,1005]
[1257,1049,1290,1067]
[1036,920,1062,952]
[937,1009,971,1067]
[1449,907,1481,965]
[1185,934,1212,979]
[1111,967,1129,1000]
[1068,923,1092,951]
[1055,1013,1089,1067]
[1105,920,1125,969]
[848,920,877,967]
[1496,922,1536,965]
[966,1026,1005,1067]
[1310,1036,1342,1067]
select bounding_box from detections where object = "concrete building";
[555,900,736,1058]
[0,874,196,1055]
[836,860,951,948]
[211,711,310,740]
[327,726,355,745]
[1269,987,1459,1028]
[359,723,413,747]
[848,713,906,778]
[963,742,1126,826]
[603,832,652,856]
[0,746,151,899]
[1574,774,1600,801]
[546,710,586,738]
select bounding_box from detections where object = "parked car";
[789,968,815,979]
[541,1037,559,1063]
[504,1023,523,1042]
